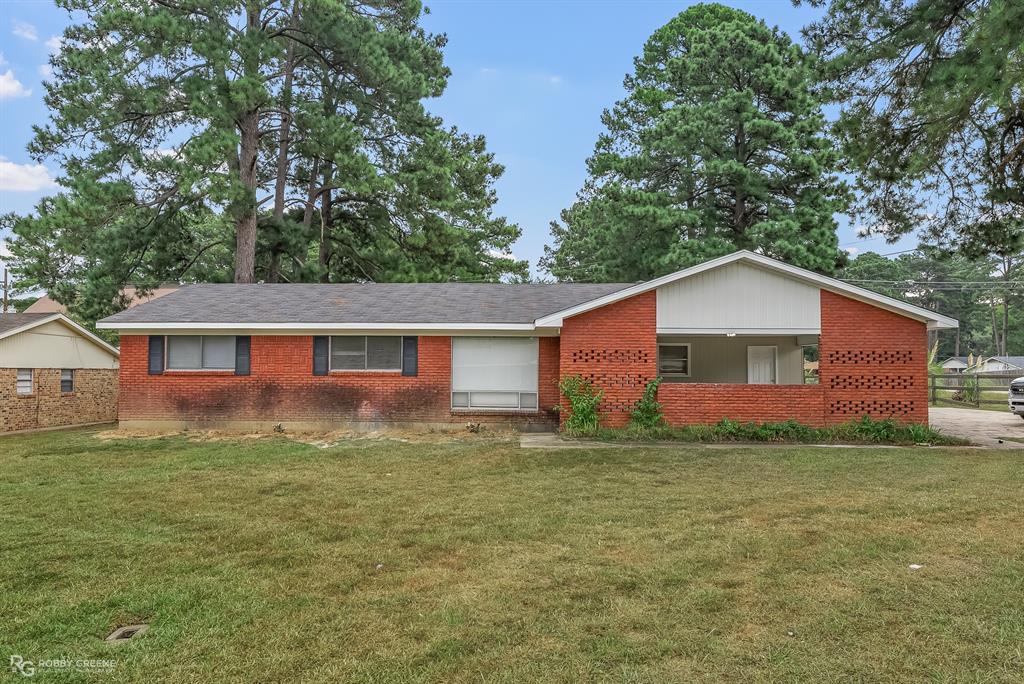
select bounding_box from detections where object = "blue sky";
[0,0,915,280]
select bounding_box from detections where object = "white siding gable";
[0,320,119,369]
[656,261,821,333]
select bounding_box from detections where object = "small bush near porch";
[2,428,1021,681]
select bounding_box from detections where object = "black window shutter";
[313,336,329,376]
[402,336,418,377]
[148,336,165,375]
[235,336,251,376]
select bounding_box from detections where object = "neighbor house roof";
[24,286,179,314]
[96,283,632,330]
[975,356,1024,370]
[0,312,120,356]
[0,313,55,336]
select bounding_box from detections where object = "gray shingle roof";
[0,313,56,336]
[984,356,1024,369]
[97,283,633,326]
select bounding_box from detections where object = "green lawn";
[2,428,1024,682]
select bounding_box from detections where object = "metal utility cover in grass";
[105,624,149,642]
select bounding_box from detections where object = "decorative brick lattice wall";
[818,290,928,424]
[559,291,658,427]
[1,368,118,433]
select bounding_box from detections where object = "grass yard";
[3,428,1024,682]
[932,389,1011,412]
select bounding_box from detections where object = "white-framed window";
[657,343,690,377]
[451,337,539,411]
[166,335,235,370]
[330,336,402,371]
[61,369,75,393]
[16,369,33,395]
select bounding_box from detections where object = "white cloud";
[0,157,56,191]
[0,70,31,98]
[0,53,7,67]
[479,67,498,76]
[45,35,62,53]
[0,240,11,259]
[38,63,53,79]
[844,247,859,256]
[12,20,38,41]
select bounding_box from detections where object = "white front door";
[747,346,777,384]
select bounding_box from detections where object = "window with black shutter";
[312,336,329,376]
[235,336,251,376]
[402,337,418,376]
[148,336,165,375]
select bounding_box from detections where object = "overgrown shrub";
[629,377,664,430]
[559,375,603,435]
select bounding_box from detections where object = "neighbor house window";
[166,336,235,370]
[16,369,33,395]
[657,343,690,377]
[61,369,75,393]
[330,336,402,371]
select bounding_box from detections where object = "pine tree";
[542,4,849,282]
[802,0,1024,256]
[7,0,524,322]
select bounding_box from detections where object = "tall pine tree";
[6,0,525,323]
[542,4,848,282]
[802,0,1024,257]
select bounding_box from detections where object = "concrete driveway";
[930,406,1024,448]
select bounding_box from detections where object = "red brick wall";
[819,290,928,424]
[119,335,559,426]
[538,336,561,415]
[555,288,928,428]
[660,384,826,427]
[559,292,657,427]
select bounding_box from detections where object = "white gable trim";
[0,313,120,357]
[534,251,959,331]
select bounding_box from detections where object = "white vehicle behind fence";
[1009,377,1024,418]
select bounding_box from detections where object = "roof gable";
[0,313,119,357]
[534,251,958,330]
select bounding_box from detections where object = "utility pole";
[2,268,8,315]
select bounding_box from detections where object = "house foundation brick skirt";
[0,368,118,433]
[659,384,826,427]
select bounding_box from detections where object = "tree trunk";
[296,158,320,270]
[318,162,334,283]
[267,1,298,284]
[732,119,747,247]
[233,2,263,284]
[955,326,960,356]
[234,109,260,284]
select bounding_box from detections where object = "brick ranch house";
[97,251,957,431]
[1,313,120,433]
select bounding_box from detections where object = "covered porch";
[654,333,825,427]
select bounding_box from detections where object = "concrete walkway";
[929,406,1024,449]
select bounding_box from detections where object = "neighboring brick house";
[97,251,956,431]
[0,313,120,433]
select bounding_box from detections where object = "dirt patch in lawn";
[93,425,514,448]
